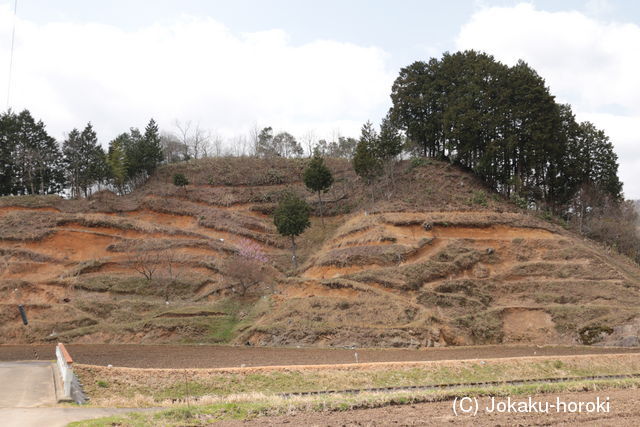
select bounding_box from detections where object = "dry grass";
[1,157,639,347]
[74,353,640,407]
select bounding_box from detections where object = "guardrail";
[55,343,74,399]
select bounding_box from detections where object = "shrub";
[173,173,189,188]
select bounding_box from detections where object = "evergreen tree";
[303,155,333,227]
[63,122,107,198]
[273,192,311,268]
[10,110,64,195]
[0,110,19,195]
[107,134,129,194]
[353,121,382,201]
[173,173,189,193]
[377,113,403,161]
[141,118,164,174]
[388,50,623,216]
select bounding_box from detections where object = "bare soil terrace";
[1,344,639,368]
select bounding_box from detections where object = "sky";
[0,0,639,197]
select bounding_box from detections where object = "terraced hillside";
[0,157,638,347]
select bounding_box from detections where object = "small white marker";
[354,352,359,363]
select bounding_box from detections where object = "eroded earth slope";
[0,158,638,347]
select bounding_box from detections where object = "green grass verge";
[69,377,640,426]
[76,354,640,405]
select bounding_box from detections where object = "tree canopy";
[389,50,622,213]
[0,109,64,195]
[274,192,311,267]
[303,155,334,226]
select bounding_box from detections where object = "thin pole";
[6,0,18,109]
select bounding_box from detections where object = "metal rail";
[168,373,640,404]
[278,373,640,398]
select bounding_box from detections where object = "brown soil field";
[1,344,639,369]
[217,388,640,426]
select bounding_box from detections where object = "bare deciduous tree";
[174,120,213,159]
[301,130,316,157]
[130,250,161,281]
[225,239,268,295]
[158,250,184,302]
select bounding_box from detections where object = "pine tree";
[303,155,333,227]
[273,192,311,268]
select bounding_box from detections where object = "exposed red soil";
[0,344,638,369]
[22,230,116,261]
[0,206,59,214]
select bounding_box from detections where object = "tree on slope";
[8,110,64,195]
[107,135,128,194]
[63,123,108,198]
[273,192,311,268]
[353,121,382,201]
[303,155,333,227]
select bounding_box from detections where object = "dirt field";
[216,388,640,426]
[1,344,639,368]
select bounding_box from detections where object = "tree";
[273,192,311,268]
[255,128,303,158]
[174,120,211,159]
[173,173,189,193]
[377,113,403,160]
[303,155,333,227]
[107,135,128,194]
[387,50,623,217]
[4,110,64,195]
[353,121,382,201]
[160,131,187,163]
[255,127,276,157]
[141,119,164,175]
[63,123,107,198]
[273,132,303,158]
[226,239,268,296]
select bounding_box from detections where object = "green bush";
[173,173,189,188]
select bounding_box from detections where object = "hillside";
[0,157,638,348]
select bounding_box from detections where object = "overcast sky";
[1,0,639,197]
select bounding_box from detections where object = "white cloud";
[0,6,393,146]
[456,3,640,198]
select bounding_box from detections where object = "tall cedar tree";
[353,121,382,201]
[0,109,64,195]
[63,123,107,198]
[114,119,163,190]
[303,155,333,227]
[377,113,403,160]
[273,192,311,268]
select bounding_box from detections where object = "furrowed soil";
[217,388,640,426]
[0,157,639,349]
[1,344,639,368]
